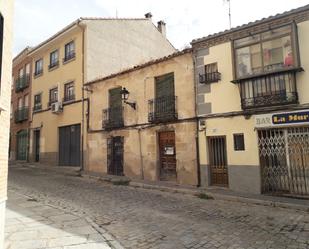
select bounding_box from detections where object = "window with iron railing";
[233,24,301,109]
[199,63,221,84]
[48,87,58,106]
[64,41,75,62]
[14,106,29,123]
[49,50,59,69]
[15,74,30,92]
[102,106,124,129]
[63,82,75,102]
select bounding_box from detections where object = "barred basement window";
[233,133,245,151]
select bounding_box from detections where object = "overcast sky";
[13,0,309,55]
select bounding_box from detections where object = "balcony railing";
[63,94,75,102]
[48,61,59,70]
[148,95,178,123]
[63,52,75,63]
[33,104,42,112]
[14,107,29,123]
[239,71,298,109]
[15,74,30,92]
[199,72,221,84]
[102,106,124,129]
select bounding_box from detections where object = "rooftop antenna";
[224,0,232,29]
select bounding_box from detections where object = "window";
[24,94,29,107]
[34,59,43,76]
[49,50,59,69]
[233,134,245,151]
[200,63,221,83]
[49,87,58,105]
[34,93,42,111]
[234,25,297,79]
[64,82,75,102]
[0,14,3,84]
[64,41,75,62]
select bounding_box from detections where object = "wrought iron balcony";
[63,94,75,102]
[14,107,29,123]
[199,72,221,84]
[63,52,75,63]
[148,95,178,123]
[15,74,30,92]
[102,106,124,129]
[239,71,298,109]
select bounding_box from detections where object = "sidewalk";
[5,190,112,249]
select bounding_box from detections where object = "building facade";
[0,0,14,247]
[10,48,32,161]
[85,50,199,186]
[192,5,309,196]
[28,16,176,166]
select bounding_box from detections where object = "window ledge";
[48,64,59,72]
[34,72,43,79]
[63,57,76,65]
[231,67,304,83]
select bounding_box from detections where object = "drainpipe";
[78,19,85,173]
[193,50,201,187]
[138,128,144,180]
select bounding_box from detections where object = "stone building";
[192,4,309,196]
[0,0,14,247]
[10,47,32,161]
[85,49,199,186]
[27,15,176,166]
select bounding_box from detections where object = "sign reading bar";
[255,110,309,128]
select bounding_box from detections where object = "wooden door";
[208,136,228,186]
[158,131,176,181]
[16,130,28,161]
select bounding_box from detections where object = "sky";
[13,0,309,55]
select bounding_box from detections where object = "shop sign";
[255,110,309,128]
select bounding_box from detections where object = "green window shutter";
[155,73,175,98]
[109,87,122,108]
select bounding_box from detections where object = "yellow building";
[28,15,176,166]
[84,49,199,186]
[192,5,309,196]
[0,0,14,247]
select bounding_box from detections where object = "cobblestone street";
[8,164,309,249]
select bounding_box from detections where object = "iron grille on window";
[148,95,178,123]
[15,74,30,92]
[199,63,221,84]
[239,71,298,109]
[102,106,124,129]
[14,106,29,123]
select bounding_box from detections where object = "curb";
[129,182,309,212]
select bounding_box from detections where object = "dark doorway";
[208,136,229,186]
[16,130,28,161]
[158,131,177,181]
[107,136,124,176]
[59,124,81,166]
[34,130,40,162]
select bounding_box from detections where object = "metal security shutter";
[59,124,81,166]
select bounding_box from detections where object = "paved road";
[8,164,309,249]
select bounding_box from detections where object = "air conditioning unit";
[51,102,63,114]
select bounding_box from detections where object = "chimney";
[157,20,166,37]
[145,12,152,19]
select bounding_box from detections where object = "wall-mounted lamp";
[120,87,136,110]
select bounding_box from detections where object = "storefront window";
[234,25,297,79]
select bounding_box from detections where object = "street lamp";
[120,87,136,110]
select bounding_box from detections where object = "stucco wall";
[0,0,14,247]
[84,19,176,81]
[29,27,84,164]
[86,52,198,185]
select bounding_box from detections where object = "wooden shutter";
[155,73,175,98]
[109,87,122,108]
